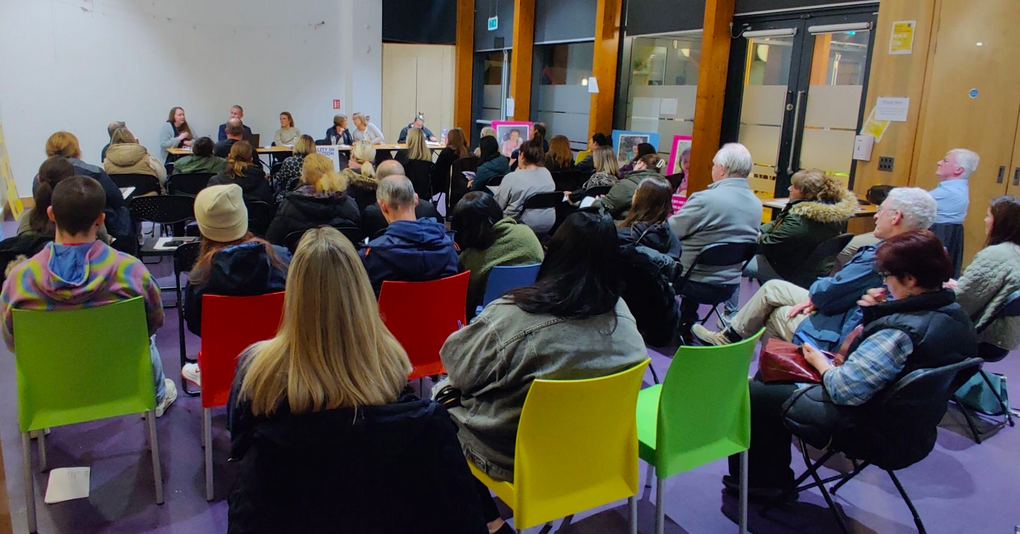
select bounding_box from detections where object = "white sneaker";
[182,362,201,388]
[155,379,178,418]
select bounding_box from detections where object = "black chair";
[404,159,435,201]
[246,201,273,237]
[550,169,594,192]
[486,174,506,188]
[785,233,855,289]
[110,173,161,197]
[583,185,612,198]
[768,358,983,534]
[285,226,366,253]
[522,191,565,211]
[448,155,479,214]
[129,195,196,246]
[931,222,965,278]
[664,172,685,192]
[173,242,202,396]
[954,288,1020,442]
[167,173,214,196]
[675,242,758,326]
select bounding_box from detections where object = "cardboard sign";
[316,145,342,171]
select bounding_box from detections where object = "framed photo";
[492,121,532,158]
[666,135,693,177]
[611,130,660,162]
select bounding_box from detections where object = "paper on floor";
[44,467,90,504]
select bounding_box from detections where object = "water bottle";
[441,128,448,145]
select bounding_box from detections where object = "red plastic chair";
[197,291,285,500]
[378,271,469,380]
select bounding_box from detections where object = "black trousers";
[678,281,738,332]
[475,479,501,523]
[727,378,799,489]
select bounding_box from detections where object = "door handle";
[787,90,805,175]
[997,165,1006,184]
[1014,167,1020,186]
[774,91,792,173]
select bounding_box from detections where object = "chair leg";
[629,494,638,534]
[831,461,870,494]
[148,410,164,505]
[979,370,1015,427]
[37,431,47,472]
[204,407,214,501]
[645,463,654,489]
[649,364,660,385]
[739,450,748,534]
[799,445,849,534]
[655,473,665,534]
[22,433,37,533]
[886,470,926,534]
[955,396,984,444]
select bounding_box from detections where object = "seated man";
[360,175,459,295]
[1,176,176,416]
[217,105,253,142]
[929,148,978,277]
[214,119,246,158]
[362,160,442,237]
[668,143,762,338]
[397,113,437,144]
[694,187,938,352]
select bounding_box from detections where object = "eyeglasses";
[877,271,892,278]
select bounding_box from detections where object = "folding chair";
[173,242,202,396]
[785,233,854,289]
[675,242,758,326]
[167,172,214,196]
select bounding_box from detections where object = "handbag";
[955,370,1010,416]
[760,339,824,383]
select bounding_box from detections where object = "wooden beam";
[454,0,475,134]
[508,0,536,121]
[588,0,623,138]
[688,0,735,195]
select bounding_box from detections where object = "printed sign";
[889,20,915,55]
[333,99,341,110]
[487,16,498,31]
[316,145,342,171]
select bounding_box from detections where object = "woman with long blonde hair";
[350,112,385,144]
[273,134,317,202]
[342,140,380,213]
[209,140,274,206]
[227,227,485,533]
[398,127,436,200]
[266,153,360,245]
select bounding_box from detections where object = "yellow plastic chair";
[636,328,765,534]
[469,359,650,533]
[574,149,590,164]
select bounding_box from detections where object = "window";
[531,42,594,148]
[625,34,702,157]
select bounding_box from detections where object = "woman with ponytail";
[18,156,111,243]
[341,140,379,215]
[209,140,274,207]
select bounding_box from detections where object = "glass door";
[475,50,511,139]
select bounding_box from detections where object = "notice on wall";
[659,98,678,116]
[0,119,23,222]
[316,145,342,172]
[860,108,891,144]
[889,20,916,55]
[874,97,910,122]
[506,98,515,118]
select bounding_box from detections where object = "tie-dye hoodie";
[1,241,163,352]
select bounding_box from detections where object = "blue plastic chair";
[477,263,542,315]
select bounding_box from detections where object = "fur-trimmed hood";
[342,168,378,192]
[788,188,857,223]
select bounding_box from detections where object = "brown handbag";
[759,325,863,384]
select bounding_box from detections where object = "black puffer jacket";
[617,221,682,346]
[265,185,361,245]
[210,164,275,208]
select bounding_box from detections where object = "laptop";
[244,133,261,147]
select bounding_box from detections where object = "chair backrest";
[14,297,154,431]
[110,173,161,196]
[128,195,196,224]
[654,328,764,479]
[551,169,593,192]
[336,225,366,245]
[584,185,612,198]
[167,172,214,196]
[522,191,564,210]
[246,201,274,237]
[982,289,1020,335]
[404,159,435,200]
[677,241,758,287]
[481,263,541,307]
[487,173,506,187]
[513,360,650,528]
[173,242,202,276]
[882,357,983,427]
[378,271,469,380]
[284,230,306,253]
[804,233,854,264]
[199,292,286,408]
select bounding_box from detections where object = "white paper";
[579,196,597,209]
[506,98,515,117]
[587,76,600,94]
[119,187,135,199]
[659,98,679,116]
[45,468,90,504]
[874,97,909,122]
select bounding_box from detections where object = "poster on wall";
[611,130,660,163]
[491,121,532,157]
[889,20,915,55]
[0,120,22,223]
[666,135,693,178]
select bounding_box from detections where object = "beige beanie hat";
[194,184,248,242]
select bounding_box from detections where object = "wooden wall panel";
[687,0,735,195]
[588,0,623,139]
[454,0,474,133]
[508,0,536,121]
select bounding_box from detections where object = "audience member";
[361,161,442,238]
[101,121,125,162]
[431,127,469,201]
[209,141,274,207]
[470,136,509,192]
[544,135,574,172]
[171,137,225,176]
[350,112,385,145]
[227,226,484,533]
[158,107,193,163]
[616,176,682,346]
[473,126,496,156]
[836,185,893,269]
[181,184,290,388]
[324,114,354,146]
[566,145,619,205]
[930,148,979,277]
[19,157,110,243]
[272,135,316,203]
[669,143,762,339]
[495,137,556,235]
[396,128,436,199]
[273,111,301,146]
[453,192,544,317]
[103,127,167,188]
[359,175,458,295]
[576,132,611,170]
[533,122,549,152]
[266,153,360,245]
[214,119,246,158]
[590,153,662,218]
[727,230,975,499]
[437,211,647,533]
[397,113,437,143]
[619,142,657,176]
[0,176,176,416]
[694,187,937,352]
[341,141,379,214]
[218,105,253,142]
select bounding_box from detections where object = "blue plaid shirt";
[822,328,914,406]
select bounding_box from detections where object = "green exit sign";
[487,16,498,31]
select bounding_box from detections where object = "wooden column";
[508,0,536,121]
[588,0,624,138]
[454,0,475,134]
[688,0,735,194]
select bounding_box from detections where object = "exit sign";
[487,16,498,31]
[332,99,341,110]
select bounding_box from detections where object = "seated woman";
[181,184,290,388]
[171,137,225,176]
[728,230,976,499]
[18,156,111,244]
[590,153,662,219]
[340,141,379,215]
[495,138,557,235]
[158,106,193,164]
[209,141,274,207]
[543,135,575,172]
[272,135,317,203]
[266,153,361,245]
[616,176,682,346]
[103,127,168,189]
[396,127,436,200]
[566,145,619,205]
[452,192,544,318]
[618,142,656,176]
[431,127,470,204]
[951,195,1020,354]
[437,211,648,533]
[350,112,385,145]
[227,227,485,534]
[470,136,510,193]
[274,111,301,147]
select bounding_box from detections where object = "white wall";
[0,0,382,195]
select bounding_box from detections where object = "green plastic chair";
[636,328,765,534]
[13,297,162,534]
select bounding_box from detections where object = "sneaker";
[182,362,201,388]
[155,379,178,418]
[692,324,738,346]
